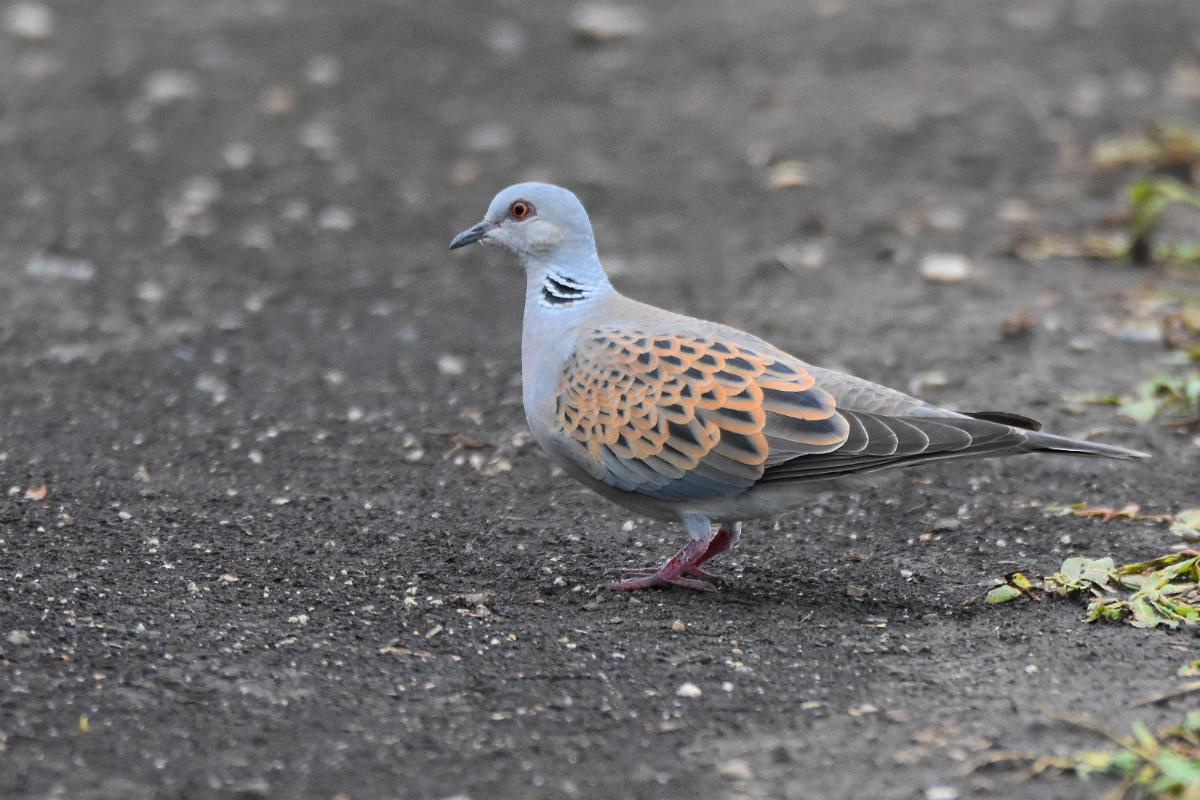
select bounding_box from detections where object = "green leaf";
[1171,508,1200,537]
[1148,749,1200,791]
[1131,721,1157,750]
[1130,596,1165,628]
[986,585,1023,604]
[1108,748,1141,775]
[1118,397,1162,422]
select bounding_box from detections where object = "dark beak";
[449,221,494,250]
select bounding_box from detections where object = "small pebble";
[466,122,514,154]
[437,354,466,376]
[262,85,294,115]
[450,159,481,186]
[717,759,752,780]
[318,206,356,231]
[1068,337,1095,353]
[299,120,339,155]
[676,682,702,698]
[908,370,948,394]
[925,787,959,800]
[305,54,341,86]
[6,630,32,646]
[767,160,811,189]
[5,2,53,40]
[671,619,685,633]
[997,198,1033,224]
[775,242,825,271]
[919,253,974,284]
[144,70,199,105]
[1165,62,1200,100]
[136,281,165,303]
[222,142,254,170]
[24,254,95,282]
[927,206,965,231]
[570,4,648,43]
[485,20,527,56]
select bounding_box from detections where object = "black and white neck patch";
[540,272,591,307]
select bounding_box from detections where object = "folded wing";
[553,329,1058,502]
[553,328,848,501]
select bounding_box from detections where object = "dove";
[449,183,1149,591]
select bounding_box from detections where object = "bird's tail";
[1019,430,1150,460]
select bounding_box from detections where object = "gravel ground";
[1,1,1199,798]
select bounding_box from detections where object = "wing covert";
[554,328,848,501]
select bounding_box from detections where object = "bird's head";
[449,182,598,266]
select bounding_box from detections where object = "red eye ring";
[508,200,533,221]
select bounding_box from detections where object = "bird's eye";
[508,200,533,221]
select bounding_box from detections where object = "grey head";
[449,183,611,297]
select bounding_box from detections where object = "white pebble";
[466,122,514,154]
[437,354,466,376]
[194,373,229,404]
[927,205,966,231]
[6,630,32,646]
[318,206,356,231]
[570,4,648,42]
[144,70,199,105]
[676,682,702,698]
[24,254,95,282]
[222,141,254,170]
[919,253,974,284]
[717,759,752,780]
[136,281,164,303]
[5,3,54,40]
[305,54,341,86]
[485,20,527,56]
[299,120,339,155]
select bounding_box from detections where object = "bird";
[449,182,1149,591]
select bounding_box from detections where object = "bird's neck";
[521,253,613,312]
[518,255,615,439]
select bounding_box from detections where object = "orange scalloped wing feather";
[554,328,849,500]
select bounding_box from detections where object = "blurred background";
[1,2,1198,798]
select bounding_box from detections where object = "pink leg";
[609,536,716,591]
[688,523,741,578]
[610,520,743,591]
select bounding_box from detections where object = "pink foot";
[608,526,740,591]
[609,573,716,591]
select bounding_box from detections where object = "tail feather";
[1020,430,1150,460]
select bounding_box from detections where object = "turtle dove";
[449,183,1148,591]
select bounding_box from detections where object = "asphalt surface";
[1,1,1199,798]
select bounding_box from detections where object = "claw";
[616,565,722,583]
[609,573,716,591]
[605,525,739,591]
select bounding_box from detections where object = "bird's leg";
[615,521,743,585]
[683,521,743,581]
[609,513,724,591]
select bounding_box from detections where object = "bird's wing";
[552,327,848,501]
[552,327,1032,501]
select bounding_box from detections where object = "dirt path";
[2,1,1198,798]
